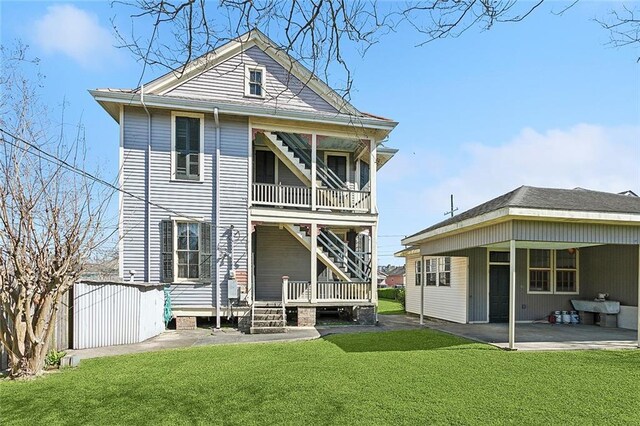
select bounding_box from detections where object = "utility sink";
[571,299,620,314]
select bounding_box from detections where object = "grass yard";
[2,329,640,425]
[377,298,405,315]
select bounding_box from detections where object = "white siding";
[404,253,421,314]
[405,256,469,324]
[166,46,339,114]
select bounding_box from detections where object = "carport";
[425,321,638,351]
[402,186,640,350]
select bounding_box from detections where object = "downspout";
[214,107,221,330]
[141,84,151,282]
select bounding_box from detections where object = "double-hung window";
[438,257,451,286]
[528,249,578,294]
[423,257,450,286]
[415,260,422,286]
[172,112,204,181]
[245,65,266,98]
[161,220,211,282]
[425,258,438,286]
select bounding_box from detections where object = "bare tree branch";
[0,45,110,378]
[596,4,640,59]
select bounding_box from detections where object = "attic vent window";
[245,65,266,98]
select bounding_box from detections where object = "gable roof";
[403,186,640,245]
[385,266,406,276]
[144,30,358,114]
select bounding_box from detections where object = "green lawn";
[377,298,405,315]
[2,329,639,424]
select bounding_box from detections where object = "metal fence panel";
[73,282,164,350]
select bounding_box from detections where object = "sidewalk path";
[68,314,422,360]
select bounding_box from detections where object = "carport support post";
[508,240,516,350]
[420,256,424,325]
[637,244,640,348]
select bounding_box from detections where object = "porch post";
[311,134,317,211]
[310,222,318,302]
[371,224,378,304]
[508,239,516,350]
[369,139,376,214]
[420,256,424,326]
[637,244,639,348]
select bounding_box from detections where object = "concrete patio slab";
[67,327,321,360]
[66,315,423,360]
[424,321,639,351]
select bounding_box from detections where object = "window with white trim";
[425,258,437,286]
[172,113,203,181]
[245,65,266,98]
[438,257,451,287]
[528,249,578,294]
[415,260,422,286]
[161,220,211,282]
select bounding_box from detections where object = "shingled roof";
[407,186,640,239]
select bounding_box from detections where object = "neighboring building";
[384,266,405,287]
[91,30,398,332]
[398,186,640,348]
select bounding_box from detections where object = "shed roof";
[406,186,640,241]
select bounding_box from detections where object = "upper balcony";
[250,130,395,214]
[252,183,371,213]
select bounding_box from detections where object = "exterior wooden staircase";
[256,131,348,190]
[283,224,370,283]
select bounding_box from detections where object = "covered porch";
[250,222,376,305]
[426,321,638,351]
[402,186,640,350]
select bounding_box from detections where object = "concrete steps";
[250,302,287,334]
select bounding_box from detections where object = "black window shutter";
[161,220,173,282]
[200,222,212,280]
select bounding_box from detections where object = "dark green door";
[489,265,510,323]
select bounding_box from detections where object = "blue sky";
[1,1,639,264]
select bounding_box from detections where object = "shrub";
[378,288,397,300]
[396,289,406,309]
[45,349,66,368]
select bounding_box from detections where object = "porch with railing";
[252,183,371,212]
[284,279,372,303]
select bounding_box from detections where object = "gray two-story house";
[91,30,398,332]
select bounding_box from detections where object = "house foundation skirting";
[297,307,316,327]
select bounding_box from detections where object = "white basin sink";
[571,299,620,314]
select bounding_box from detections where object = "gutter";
[141,85,152,282]
[89,90,398,132]
[214,107,221,330]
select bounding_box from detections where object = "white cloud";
[33,4,117,68]
[379,124,640,231]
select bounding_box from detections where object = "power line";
[0,127,210,224]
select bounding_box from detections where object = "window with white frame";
[438,257,451,286]
[528,249,578,294]
[245,65,266,98]
[161,220,211,282]
[415,260,422,286]
[172,113,203,181]
[425,258,437,286]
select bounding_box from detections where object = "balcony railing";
[252,183,371,212]
[284,279,371,303]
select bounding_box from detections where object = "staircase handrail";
[275,132,348,190]
[317,231,369,281]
